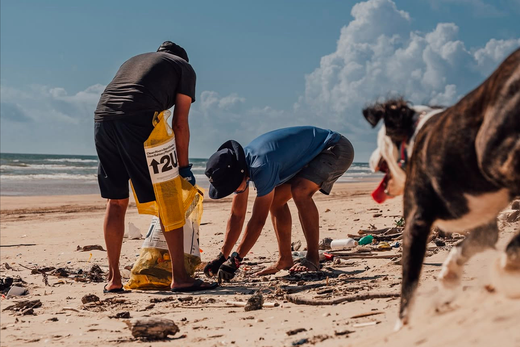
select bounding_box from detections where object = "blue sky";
[1,0,519,161]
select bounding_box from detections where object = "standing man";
[95,41,217,293]
[203,126,354,282]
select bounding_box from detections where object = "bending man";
[203,126,354,282]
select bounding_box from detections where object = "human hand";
[179,164,196,186]
[203,252,227,278]
[217,252,242,284]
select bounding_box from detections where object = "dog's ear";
[362,105,384,128]
[383,101,415,142]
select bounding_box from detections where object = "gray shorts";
[295,136,354,195]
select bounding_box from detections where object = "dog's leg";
[397,208,433,330]
[503,229,520,270]
[493,228,520,298]
[438,221,499,289]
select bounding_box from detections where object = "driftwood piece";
[225,301,278,308]
[334,254,398,259]
[281,283,327,294]
[373,233,403,241]
[286,292,399,306]
[350,311,384,319]
[125,318,179,340]
[358,228,393,235]
[3,299,42,312]
[352,321,380,327]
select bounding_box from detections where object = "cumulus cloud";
[298,0,520,139]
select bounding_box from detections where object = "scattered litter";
[291,240,302,251]
[318,238,333,250]
[358,235,374,245]
[125,222,142,240]
[376,242,391,251]
[292,338,309,346]
[77,245,106,252]
[7,285,27,297]
[330,238,357,250]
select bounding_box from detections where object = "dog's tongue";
[371,174,388,204]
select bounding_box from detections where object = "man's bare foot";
[289,258,320,273]
[255,260,293,276]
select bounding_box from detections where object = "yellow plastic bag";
[125,192,203,290]
[131,110,198,231]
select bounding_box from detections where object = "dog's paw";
[491,253,520,299]
[438,248,463,289]
[394,318,406,332]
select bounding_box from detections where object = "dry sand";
[1,182,519,347]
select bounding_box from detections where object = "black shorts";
[295,136,354,195]
[94,114,156,202]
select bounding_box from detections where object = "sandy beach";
[1,182,519,347]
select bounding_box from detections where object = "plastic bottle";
[358,235,374,245]
[330,238,358,250]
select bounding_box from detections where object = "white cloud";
[474,38,520,71]
[298,0,520,137]
[0,84,104,154]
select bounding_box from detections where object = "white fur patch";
[438,246,464,289]
[368,106,443,197]
[435,189,510,232]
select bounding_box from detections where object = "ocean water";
[0,153,381,196]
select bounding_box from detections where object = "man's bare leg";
[256,184,294,275]
[289,178,320,272]
[163,224,216,290]
[103,198,128,291]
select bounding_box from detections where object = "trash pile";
[126,193,203,290]
[293,217,467,267]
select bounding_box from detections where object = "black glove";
[203,252,227,278]
[217,252,242,284]
[179,164,196,186]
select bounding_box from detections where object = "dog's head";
[363,98,416,203]
[363,98,416,143]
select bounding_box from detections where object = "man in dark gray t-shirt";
[94,41,217,294]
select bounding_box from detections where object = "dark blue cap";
[205,140,247,199]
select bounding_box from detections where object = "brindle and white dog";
[363,48,520,329]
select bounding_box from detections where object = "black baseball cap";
[157,41,189,62]
[205,140,248,199]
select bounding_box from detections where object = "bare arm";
[172,93,192,168]
[221,187,249,257]
[236,190,275,258]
